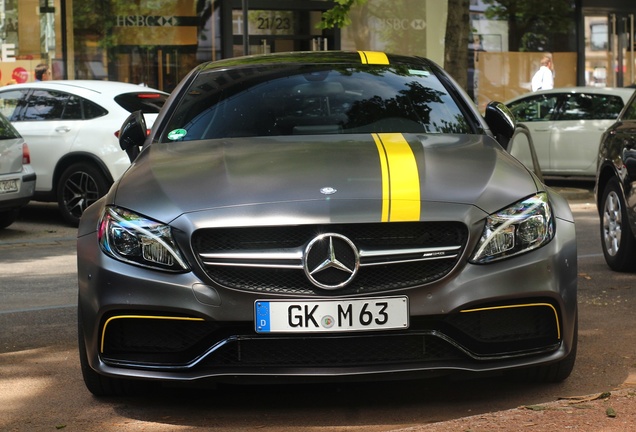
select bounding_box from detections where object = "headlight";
[470,193,554,264]
[98,206,189,272]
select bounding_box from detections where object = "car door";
[550,92,625,176]
[507,93,559,175]
[4,89,82,193]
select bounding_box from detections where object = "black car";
[77,51,578,396]
[596,90,636,271]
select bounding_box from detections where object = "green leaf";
[317,0,368,29]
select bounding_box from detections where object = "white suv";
[0,80,168,226]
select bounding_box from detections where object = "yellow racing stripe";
[358,51,390,65]
[373,133,421,222]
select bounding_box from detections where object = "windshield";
[160,63,472,143]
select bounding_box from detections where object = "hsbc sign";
[376,19,426,31]
[116,16,179,27]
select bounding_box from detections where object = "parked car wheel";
[0,209,19,229]
[600,178,636,271]
[57,163,110,226]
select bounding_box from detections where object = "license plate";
[255,296,409,333]
[0,179,18,194]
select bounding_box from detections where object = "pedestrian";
[531,55,554,92]
[34,63,51,81]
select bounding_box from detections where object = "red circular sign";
[12,67,28,83]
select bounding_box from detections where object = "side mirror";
[485,101,516,150]
[119,110,147,162]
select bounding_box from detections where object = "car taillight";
[22,143,30,164]
[137,93,162,99]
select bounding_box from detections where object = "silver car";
[77,51,578,396]
[0,113,35,229]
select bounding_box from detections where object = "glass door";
[230,7,334,57]
[113,47,198,93]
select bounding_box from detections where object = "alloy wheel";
[602,190,622,257]
[62,171,101,220]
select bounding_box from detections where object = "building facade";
[0,0,635,108]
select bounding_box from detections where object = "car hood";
[110,133,539,225]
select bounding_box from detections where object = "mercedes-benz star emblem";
[320,187,337,195]
[303,233,359,290]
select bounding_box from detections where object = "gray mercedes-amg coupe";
[77,51,578,396]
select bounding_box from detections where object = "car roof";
[0,80,168,96]
[506,86,636,104]
[194,50,433,72]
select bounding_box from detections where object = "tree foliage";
[317,0,369,29]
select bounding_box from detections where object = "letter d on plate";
[255,301,271,332]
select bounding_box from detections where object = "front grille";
[192,222,468,295]
[198,334,462,367]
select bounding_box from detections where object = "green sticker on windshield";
[167,129,187,140]
[408,69,430,76]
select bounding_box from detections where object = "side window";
[602,95,627,118]
[623,97,636,120]
[0,114,19,139]
[559,93,624,120]
[23,90,69,120]
[62,95,82,120]
[82,98,108,119]
[0,89,28,121]
[507,95,558,122]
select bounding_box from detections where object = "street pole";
[242,0,249,56]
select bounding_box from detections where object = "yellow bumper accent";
[100,315,204,353]
[460,303,561,340]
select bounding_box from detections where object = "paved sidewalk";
[393,385,636,432]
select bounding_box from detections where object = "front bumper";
[77,215,577,382]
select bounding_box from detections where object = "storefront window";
[229,6,328,58]
[341,0,444,65]
[0,0,599,107]
[0,0,61,84]
[72,0,219,92]
[470,1,577,108]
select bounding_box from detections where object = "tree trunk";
[444,0,470,90]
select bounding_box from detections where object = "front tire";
[78,307,147,397]
[0,209,19,229]
[600,178,636,272]
[57,163,110,227]
[509,313,578,383]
